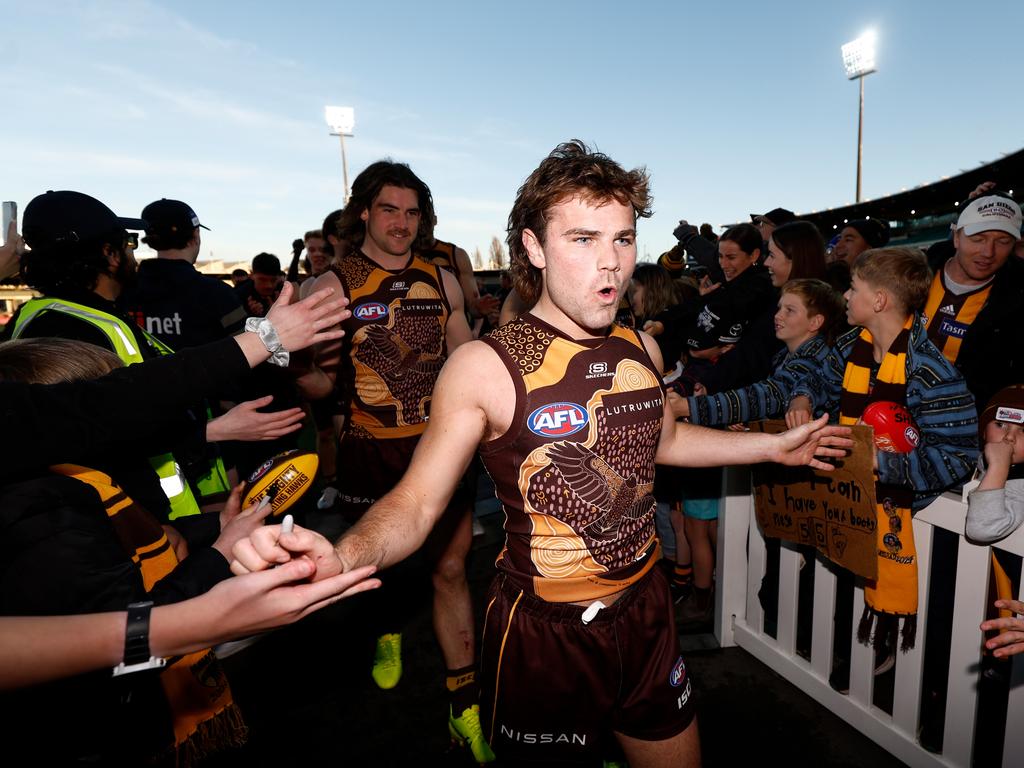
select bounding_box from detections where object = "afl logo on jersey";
[354,302,389,321]
[669,656,687,687]
[528,402,589,438]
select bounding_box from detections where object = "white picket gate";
[714,466,1024,768]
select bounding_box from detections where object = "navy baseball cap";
[750,207,796,227]
[141,198,210,242]
[22,190,147,249]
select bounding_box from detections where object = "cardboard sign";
[750,421,878,579]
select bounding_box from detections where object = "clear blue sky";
[5,0,1022,267]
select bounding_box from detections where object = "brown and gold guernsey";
[331,251,451,439]
[479,314,665,603]
[922,270,992,365]
[420,238,460,281]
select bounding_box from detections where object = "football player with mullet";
[233,141,853,766]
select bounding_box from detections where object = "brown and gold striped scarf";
[838,317,918,651]
[52,464,247,767]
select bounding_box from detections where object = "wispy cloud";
[94,63,311,137]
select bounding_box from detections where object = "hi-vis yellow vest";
[10,297,230,518]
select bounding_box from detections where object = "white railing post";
[720,474,1024,768]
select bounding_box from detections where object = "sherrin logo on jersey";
[528,402,589,437]
[354,302,389,321]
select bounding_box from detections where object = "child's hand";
[984,439,1015,470]
[666,390,689,419]
[785,396,812,429]
[981,599,1024,658]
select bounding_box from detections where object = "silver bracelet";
[244,316,290,367]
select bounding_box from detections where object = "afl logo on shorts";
[527,402,588,438]
[354,302,388,321]
[669,656,687,687]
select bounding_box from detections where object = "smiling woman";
[681,223,774,354]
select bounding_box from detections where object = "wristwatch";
[112,601,167,676]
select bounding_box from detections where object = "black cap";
[750,207,796,227]
[844,219,890,248]
[23,190,147,250]
[141,198,209,241]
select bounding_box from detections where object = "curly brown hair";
[506,140,652,305]
[336,160,435,253]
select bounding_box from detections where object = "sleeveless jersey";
[420,239,461,281]
[331,252,451,439]
[922,270,992,365]
[479,314,665,602]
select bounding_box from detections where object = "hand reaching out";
[981,599,1024,658]
[206,396,304,442]
[212,484,278,560]
[772,414,853,471]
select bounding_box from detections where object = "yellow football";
[241,449,320,517]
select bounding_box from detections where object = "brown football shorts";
[480,566,696,764]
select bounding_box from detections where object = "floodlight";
[325,106,355,137]
[841,32,877,80]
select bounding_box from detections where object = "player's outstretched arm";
[637,331,852,471]
[335,341,494,572]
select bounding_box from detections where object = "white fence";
[715,466,1024,768]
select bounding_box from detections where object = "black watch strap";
[112,601,166,676]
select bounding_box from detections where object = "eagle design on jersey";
[351,283,446,427]
[362,323,444,379]
[544,441,654,541]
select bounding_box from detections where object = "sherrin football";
[241,449,319,517]
[861,401,920,454]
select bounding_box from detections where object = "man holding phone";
[1,202,22,280]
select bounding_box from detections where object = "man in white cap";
[923,190,1024,410]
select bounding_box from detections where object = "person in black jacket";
[682,223,774,361]
[120,198,246,350]
[0,337,280,766]
[923,191,1024,411]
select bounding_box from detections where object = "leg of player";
[430,505,494,763]
[615,721,702,768]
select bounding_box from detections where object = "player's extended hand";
[981,599,1024,658]
[266,281,350,352]
[206,396,304,442]
[231,522,343,582]
[771,414,852,471]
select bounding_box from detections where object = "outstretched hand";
[772,414,853,471]
[188,558,380,647]
[981,599,1024,658]
[206,396,304,442]
[266,281,349,352]
[213,483,278,559]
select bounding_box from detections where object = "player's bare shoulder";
[635,328,666,374]
[439,338,515,439]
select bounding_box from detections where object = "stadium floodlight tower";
[841,31,877,204]
[325,106,355,204]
